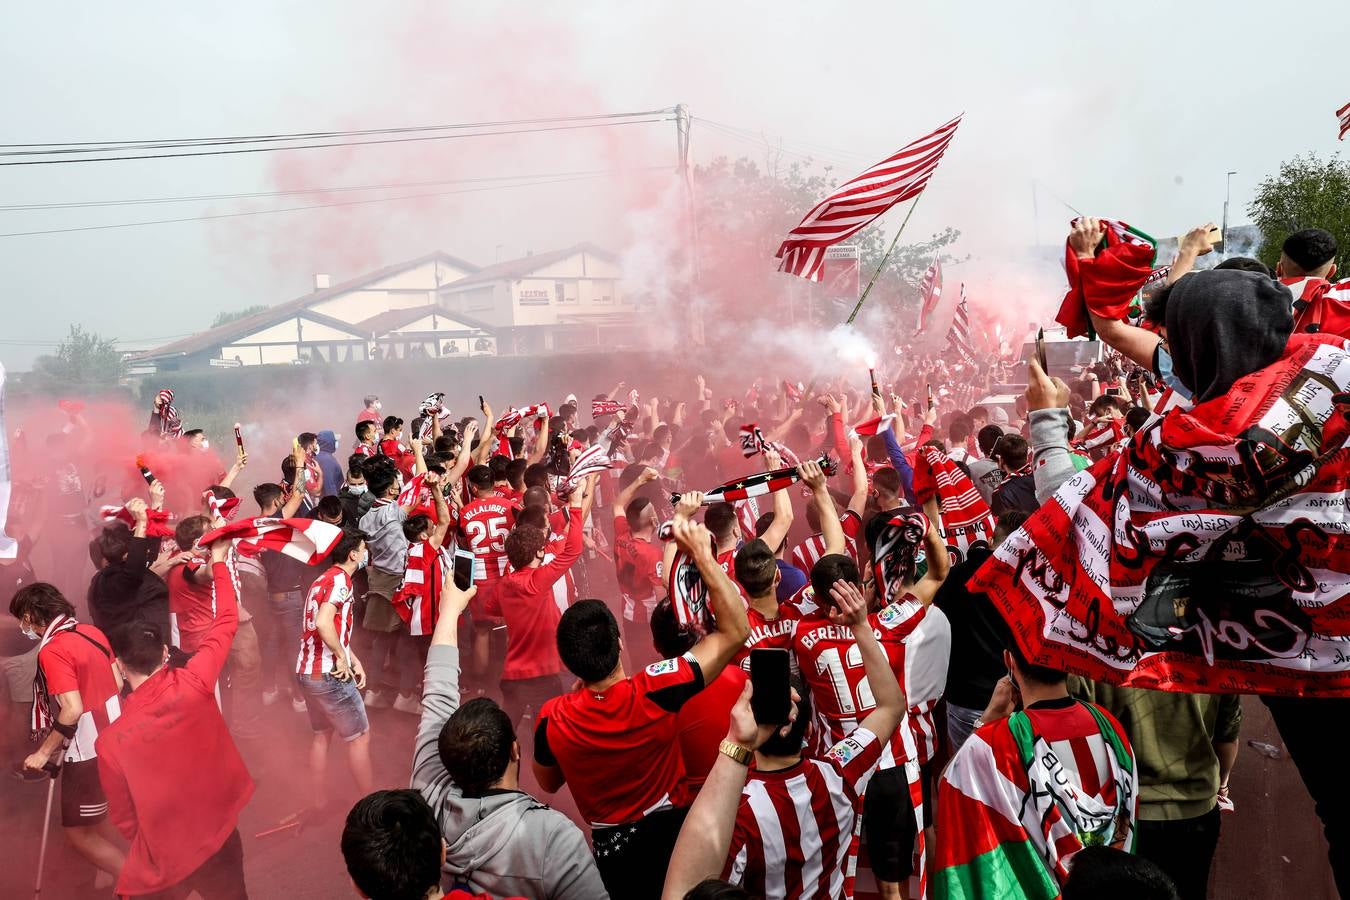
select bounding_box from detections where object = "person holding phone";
[719,579,908,900]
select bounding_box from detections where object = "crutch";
[33,760,60,900]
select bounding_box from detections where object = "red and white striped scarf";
[560,444,613,493]
[30,615,85,734]
[199,516,343,565]
[677,455,838,507]
[100,504,176,538]
[393,539,451,636]
[738,423,801,466]
[155,389,182,438]
[203,490,241,522]
[912,446,995,564]
[872,511,930,601]
[1075,417,1127,457]
[398,472,428,507]
[663,528,720,628]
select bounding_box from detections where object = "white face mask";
[347,483,368,495]
[20,623,39,641]
[199,439,211,451]
[374,401,383,411]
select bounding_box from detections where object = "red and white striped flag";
[916,256,944,332]
[849,414,895,439]
[1339,100,1350,141]
[199,516,343,565]
[776,116,962,282]
[944,289,975,362]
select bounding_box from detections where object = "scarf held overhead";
[673,455,838,507]
[200,516,344,566]
[971,335,1350,696]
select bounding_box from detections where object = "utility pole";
[1223,170,1237,248]
[675,103,704,345]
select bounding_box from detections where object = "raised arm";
[281,446,307,518]
[474,399,497,465]
[413,576,477,789]
[846,435,868,515]
[675,519,750,682]
[445,420,477,486]
[912,497,950,604]
[830,579,906,742]
[411,437,428,477]
[427,473,452,549]
[184,537,242,689]
[757,449,794,553]
[800,459,845,556]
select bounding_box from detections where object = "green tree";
[28,324,125,390]
[1247,153,1350,272]
[211,304,269,327]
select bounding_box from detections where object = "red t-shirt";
[38,623,120,763]
[1285,276,1350,338]
[379,437,415,477]
[535,653,706,827]
[792,594,927,768]
[356,409,381,425]
[485,507,583,680]
[677,664,747,793]
[613,514,664,621]
[167,560,214,654]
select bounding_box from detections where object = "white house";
[437,243,637,354]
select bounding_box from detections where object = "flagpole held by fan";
[846,193,922,326]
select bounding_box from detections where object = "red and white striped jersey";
[395,540,453,637]
[724,726,883,900]
[543,525,578,614]
[792,595,927,769]
[901,605,951,766]
[294,567,356,677]
[790,510,862,575]
[460,497,518,586]
[734,602,803,672]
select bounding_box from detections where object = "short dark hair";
[506,458,528,489]
[433,435,456,455]
[314,495,344,523]
[504,525,547,569]
[810,553,860,609]
[872,466,901,498]
[757,674,811,757]
[557,599,620,682]
[649,597,698,659]
[298,431,318,449]
[993,510,1030,543]
[1007,636,1066,685]
[108,619,166,676]
[1089,395,1124,417]
[330,530,366,568]
[1143,281,1173,327]
[488,455,510,483]
[753,512,783,553]
[174,515,211,553]
[183,428,204,440]
[625,495,654,532]
[1125,407,1151,433]
[253,482,283,511]
[96,524,131,565]
[382,416,403,434]
[1282,227,1338,274]
[364,457,399,498]
[466,464,493,493]
[522,485,551,510]
[734,539,778,598]
[704,502,739,542]
[10,582,75,626]
[992,434,1029,470]
[508,435,525,457]
[341,790,443,900]
[402,513,431,542]
[524,463,552,491]
[437,698,515,797]
[976,424,1004,456]
[346,453,367,476]
[1061,846,1179,900]
[516,506,548,531]
[355,421,375,442]
[949,416,972,444]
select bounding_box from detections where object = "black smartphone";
[749,649,792,725]
[1035,327,1048,372]
[478,395,486,412]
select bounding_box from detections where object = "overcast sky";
[2,1,1346,370]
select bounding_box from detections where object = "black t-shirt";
[933,547,1013,710]
[991,473,1038,517]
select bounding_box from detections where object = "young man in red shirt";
[459,463,519,683]
[486,472,596,734]
[532,516,750,900]
[379,415,416,478]
[98,532,253,898]
[12,582,125,884]
[165,515,217,655]
[612,465,665,666]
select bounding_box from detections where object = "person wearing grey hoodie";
[411,575,608,900]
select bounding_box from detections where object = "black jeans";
[1263,695,1350,898]
[1134,806,1220,900]
[500,673,568,737]
[592,806,688,900]
[132,828,247,899]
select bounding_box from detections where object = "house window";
[555,281,566,304]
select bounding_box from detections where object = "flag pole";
[844,194,922,325]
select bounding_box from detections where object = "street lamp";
[1222,170,1237,248]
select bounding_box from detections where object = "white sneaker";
[364,689,390,709]
[291,696,307,713]
[392,693,423,715]
[262,688,280,707]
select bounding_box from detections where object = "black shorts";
[862,762,935,883]
[61,758,108,827]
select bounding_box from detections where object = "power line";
[0,168,674,238]
[0,117,673,166]
[0,166,669,212]
[0,108,676,152]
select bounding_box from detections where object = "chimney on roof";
[314,274,331,291]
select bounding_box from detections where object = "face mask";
[374,402,382,411]
[356,554,369,571]
[347,483,367,495]
[199,439,210,451]
[20,623,39,641]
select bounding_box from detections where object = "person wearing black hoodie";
[87,499,169,641]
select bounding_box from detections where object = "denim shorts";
[295,673,369,741]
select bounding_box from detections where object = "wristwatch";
[718,740,752,766]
